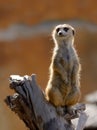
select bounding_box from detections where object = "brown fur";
[45,24,81,107]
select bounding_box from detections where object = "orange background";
[0,0,97,130]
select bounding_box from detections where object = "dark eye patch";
[72,30,75,35]
[63,27,69,32]
[56,28,60,33]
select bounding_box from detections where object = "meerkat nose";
[58,31,63,36]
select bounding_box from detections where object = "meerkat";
[45,24,81,109]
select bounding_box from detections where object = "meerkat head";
[52,24,75,45]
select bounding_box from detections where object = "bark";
[5,74,88,130]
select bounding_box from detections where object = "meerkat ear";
[72,29,75,35]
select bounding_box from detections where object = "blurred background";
[0,0,97,130]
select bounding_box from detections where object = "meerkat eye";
[56,28,60,33]
[63,27,69,32]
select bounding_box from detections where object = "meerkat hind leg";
[48,87,65,115]
[65,86,81,107]
[50,87,64,106]
[63,87,81,119]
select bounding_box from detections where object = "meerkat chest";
[60,47,75,68]
[62,47,73,61]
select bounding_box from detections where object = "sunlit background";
[0,0,97,130]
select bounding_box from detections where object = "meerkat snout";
[58,31,63,36]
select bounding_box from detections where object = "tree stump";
[5,74,88,130]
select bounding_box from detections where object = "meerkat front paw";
[63,77,69,85]
[61,72,69,85]
[71,79,77,87]
[56,107,64,116]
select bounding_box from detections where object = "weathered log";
[5,74,88,130]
